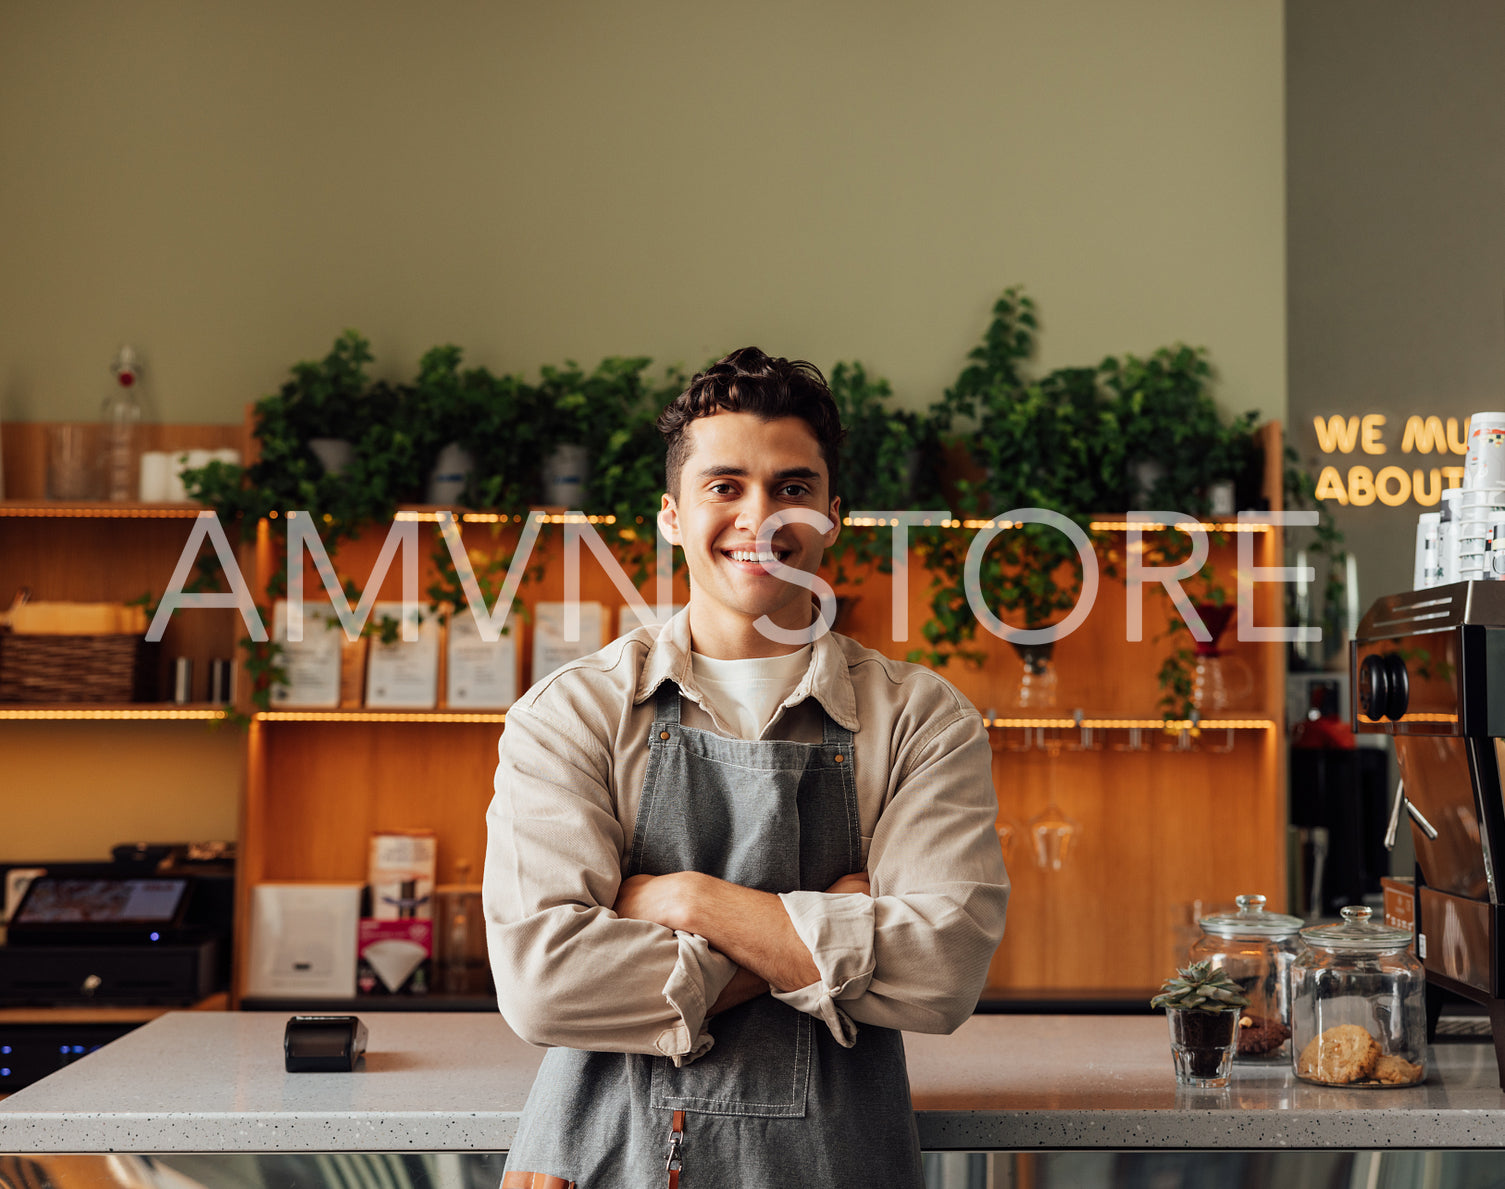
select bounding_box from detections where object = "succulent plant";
[1150,959,1251,1012]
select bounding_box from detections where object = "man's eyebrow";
[695,465,822,483]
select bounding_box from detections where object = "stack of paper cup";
[1437,487,1462,585]
[1456,489,1504,579]
[1486,518,1505,579]
[1433,411,1505,583]
[1414,512,1441,589]
[1464,412,1505,487]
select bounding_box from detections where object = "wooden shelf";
[984,716,1274,730]
[842,515,1277,532]
[255,709,508,723]
[0,501,210,519]
[0,704,231,721]
[249,712,1274,729]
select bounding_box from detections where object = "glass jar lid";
[1199,894,1303,939]
[1300,905,1413,953]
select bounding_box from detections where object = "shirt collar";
[635,606,860,733]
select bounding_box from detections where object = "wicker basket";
[0,634,161,703]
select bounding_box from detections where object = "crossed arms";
[613,870,872,1013]
[483,687,1008,1058]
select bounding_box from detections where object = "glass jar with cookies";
[1191,894,1304,1061]
[1290,905,1426,1087]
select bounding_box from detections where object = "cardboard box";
[357,918,431,995]
[368,830,436,920]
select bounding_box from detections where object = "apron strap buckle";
[666,1108,685,1176]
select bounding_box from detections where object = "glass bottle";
[1190,894,1304,1061]
[1290,905,1426,1087]
[101,345,143,502]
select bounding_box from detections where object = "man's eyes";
[705,482,812,498]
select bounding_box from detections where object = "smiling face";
[658,410,841,659]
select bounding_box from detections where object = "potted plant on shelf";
[1099,346,1263,718]
[824,361,941,614]
[589,363,688,589]
[521,356,656,507]
[408,344,512,506]
[1102,345,1260,516]
[269,329,376,477]
[914,288,1117,677]
[1152,958,1251,1088]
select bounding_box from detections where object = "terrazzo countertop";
[2,1012,1504,1152]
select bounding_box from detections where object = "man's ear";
[822,496,842,548]
[659,493,681,546]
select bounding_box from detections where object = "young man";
[485,348,1009,1189]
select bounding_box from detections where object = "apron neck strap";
[653,681,683,724]
[821,708,852,748]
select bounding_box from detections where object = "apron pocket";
[649,997,810,1118]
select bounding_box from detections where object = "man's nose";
[734,489,777,536]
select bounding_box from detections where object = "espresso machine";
[1353,581,1505,1086]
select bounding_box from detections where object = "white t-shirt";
[690,646,812,740]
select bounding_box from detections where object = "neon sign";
[1311,414,1470,507]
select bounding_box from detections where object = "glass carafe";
[1190,603,1252,713]
[1010,640,1058,710]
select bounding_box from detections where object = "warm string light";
[985,717,1275,730]
[256,710,508,724]
[836,517,1275,533]
[1089,521,1273,533]
[0,504,206,519]
[0,707,229,720]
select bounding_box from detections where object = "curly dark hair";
[656,347,845,500]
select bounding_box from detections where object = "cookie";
[1237,1013,1291,1056]
[1297,1024,1381,1084]
[1373,1053,1424,1085]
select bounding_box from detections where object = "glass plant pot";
[1190,894,1304,1061]
[1290,906,1426,1087]
[1166,1007,1239,1088]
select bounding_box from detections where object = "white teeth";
[727,550,782,563]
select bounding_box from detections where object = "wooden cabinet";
[8,421,1288,1004]
[0,425,248,903]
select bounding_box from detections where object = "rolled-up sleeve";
[770,709,1008,1041]
[484,697,737,1060]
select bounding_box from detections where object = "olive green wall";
[0,0,1284,863]
[1287,1,1505,609]
[0,0,1285,428]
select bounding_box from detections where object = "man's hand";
[825,872,870,897]
[611,869,872,994]
[611,872,872,1017]
[613,872,693,931]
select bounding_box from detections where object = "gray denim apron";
[505,682,923,1188]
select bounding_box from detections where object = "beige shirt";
[483,609,1009,1062]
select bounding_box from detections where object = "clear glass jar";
[1191,894,1304,1060]
[1290,905,1426,1087]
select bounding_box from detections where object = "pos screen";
[9,877,191,942]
